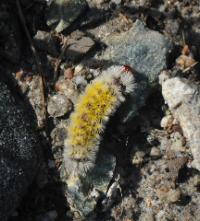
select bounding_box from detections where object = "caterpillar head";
[100,65,136,95]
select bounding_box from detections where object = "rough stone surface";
[33,30,59,57]
[161,76,200,171]
[64,30,95,62]
[100,20,173,85]
[46,0,87,33]
[61,149,116,218]
[0,80,40,221]
[27,75,46,128]
[47,94,72,117]
[150,146,161,158]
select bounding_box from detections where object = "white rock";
[161,77,200,171]
[160,115,173,128]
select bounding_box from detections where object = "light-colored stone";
[160,115,173,128]
[47,94,72,117]
[156,187,181,203]
[150,147,161,158]
[170,132,186,152]
[132,151,146,165]
[161,76,200,171]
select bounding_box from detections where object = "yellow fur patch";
[67,80,117,160]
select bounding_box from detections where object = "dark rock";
[46,0,87,33]
[64,30,95,62]
[51,123,68,147]
[0,2,21,64]
[34,31,59,57]
[0,80,41,221]
[61,149,116,218]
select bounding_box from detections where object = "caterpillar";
[63,65,135,177]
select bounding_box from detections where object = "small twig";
[16,0,47,128]
[16,0,42,72]
[181,30,186,46]
[54,36,69,81]
[182,61,199,73]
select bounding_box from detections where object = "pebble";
[64,67,74,79]
[170,132,186,152]
[166,188,181,203]
[150,147,161,158]
[132,151,146,165]
[156,187,181,203]
[47,94,73,117]
[160,115,173,129]
[73,75,88,90]
[140,212,155,221]
[74,64,85,75]
[51,121,68,147]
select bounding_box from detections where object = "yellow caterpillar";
[64,65,135,176]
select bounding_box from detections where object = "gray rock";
[100,20,173,85]
[51,121,68,147]
[161,76,200,171]
[61,149,116,218]
[64,30,95,62]
[156,187,181,203]
[47,93,72,117]
[46,0,87,33]
[150,147,161,158]
[0,80,40,221]
[27,75,46,128]
[34,30,59,57]
[99,20,173,122]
